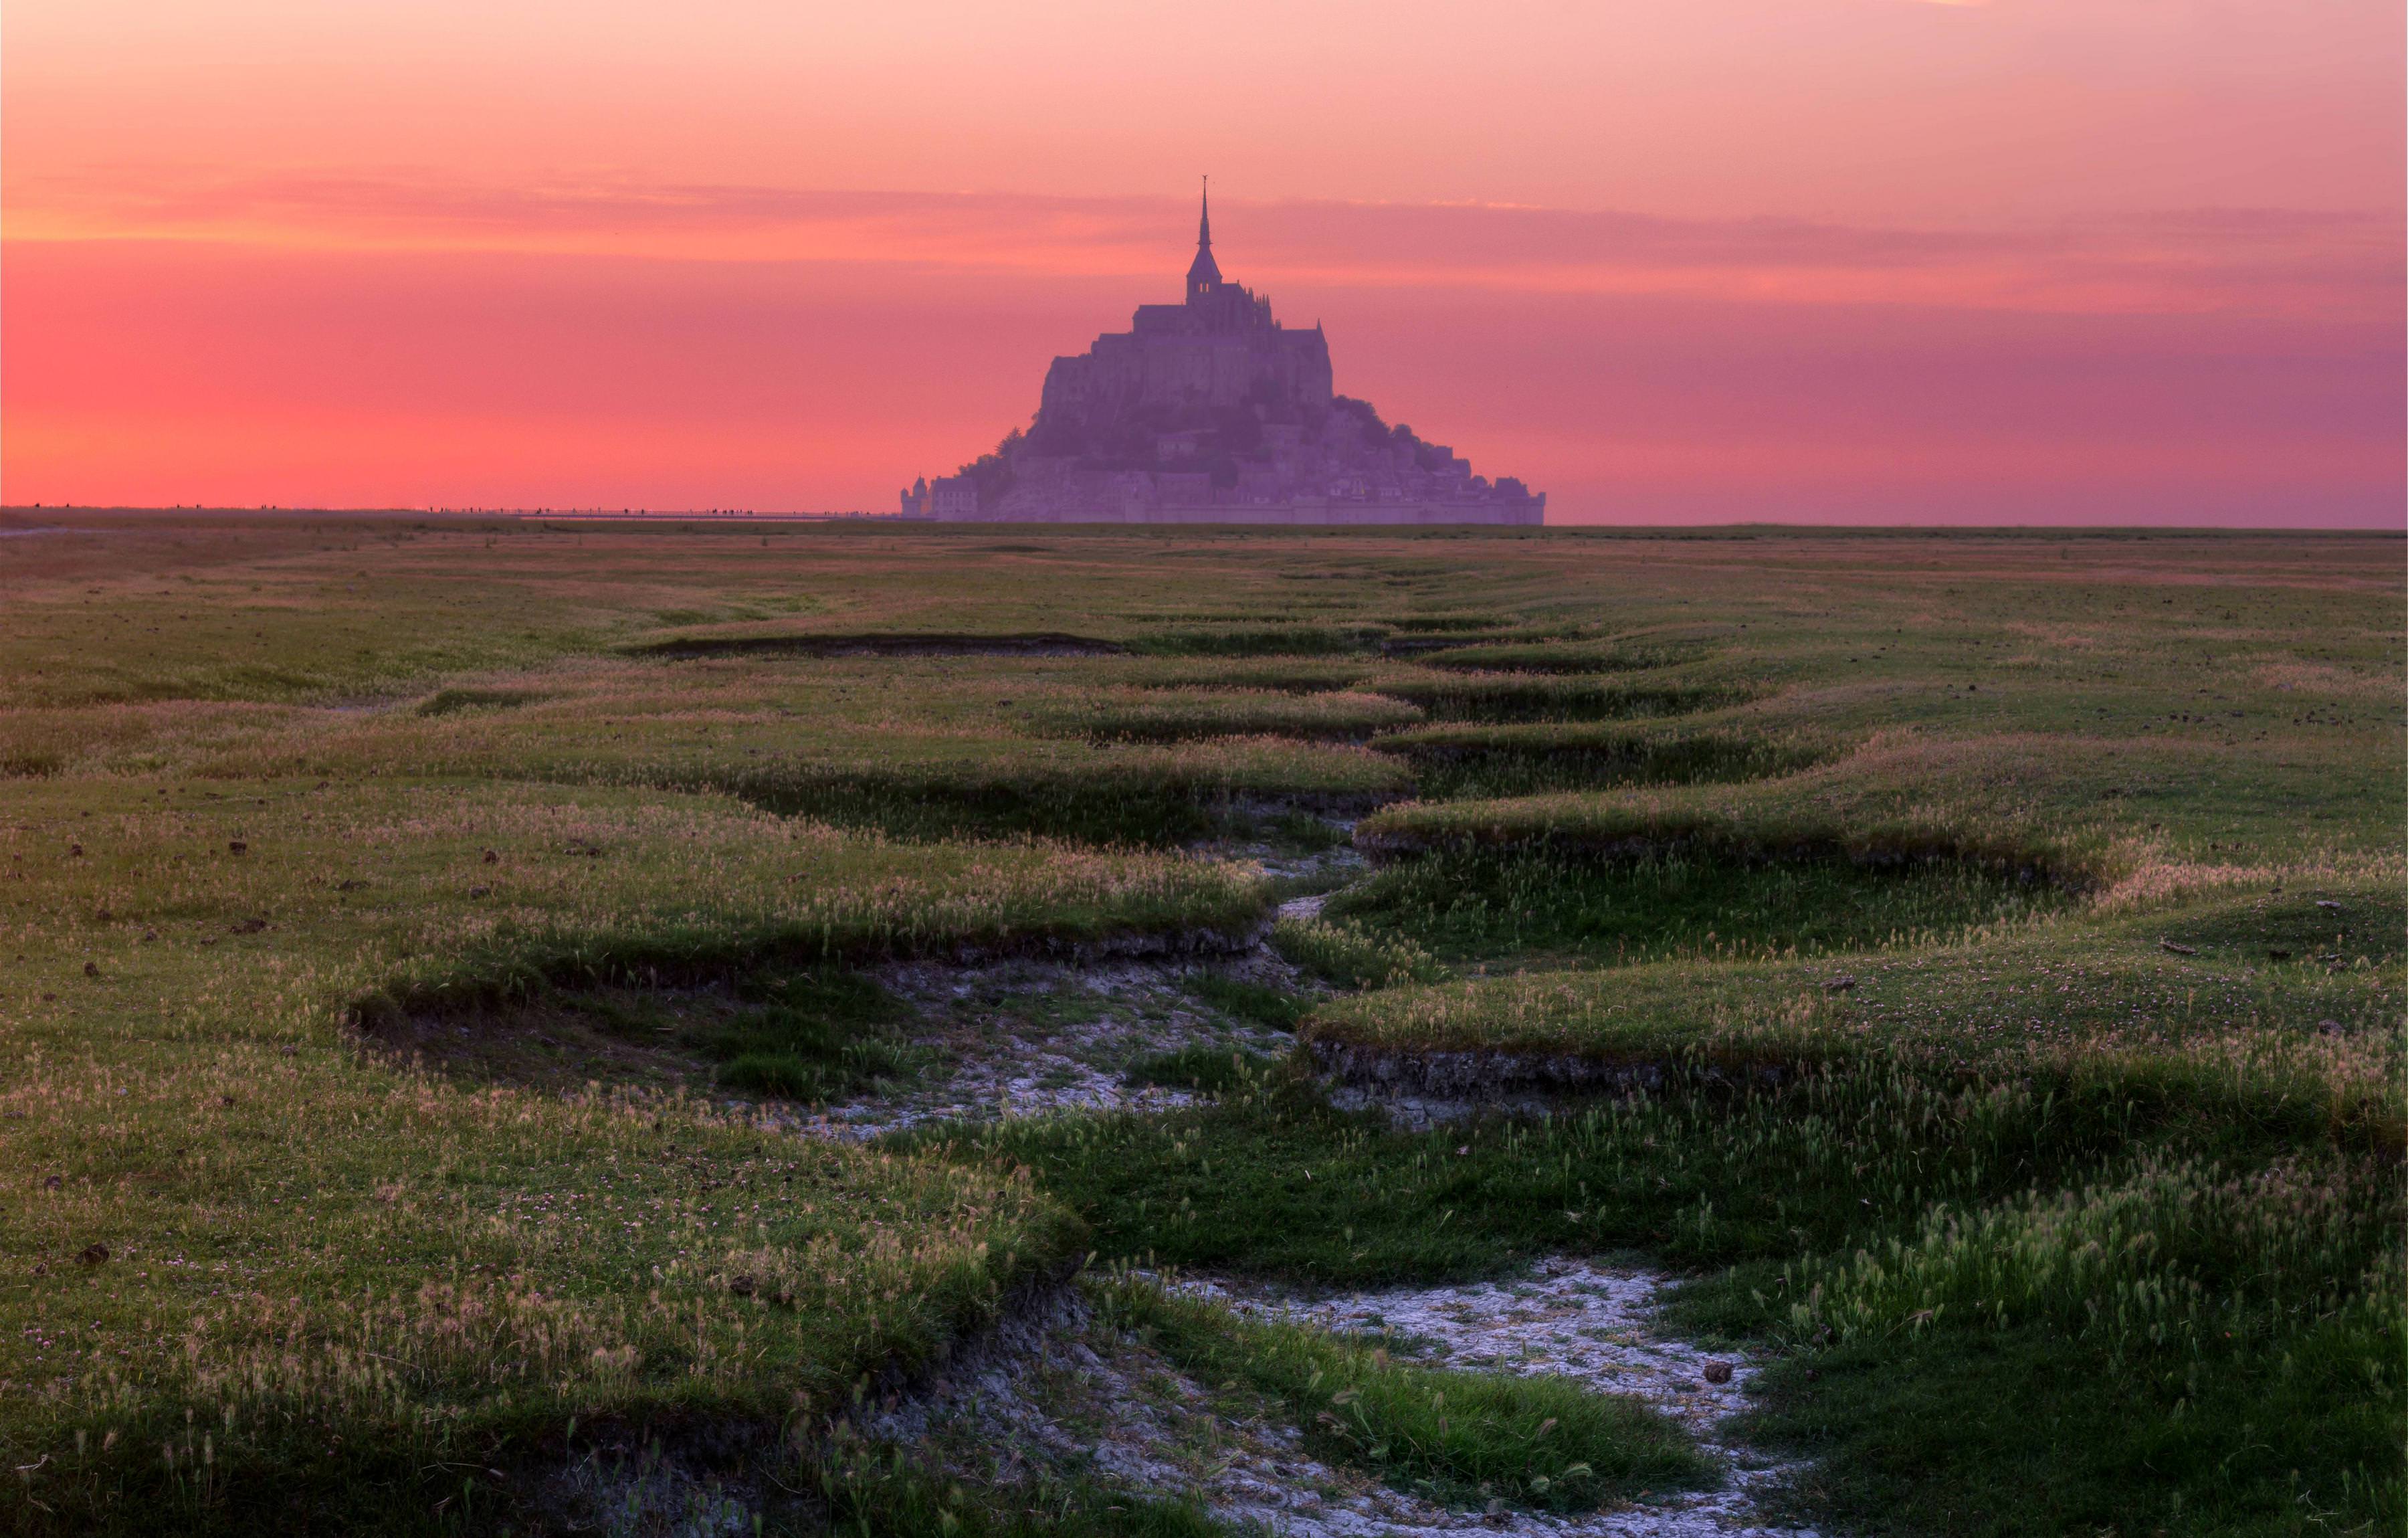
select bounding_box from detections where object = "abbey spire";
[1185,178,1223,300]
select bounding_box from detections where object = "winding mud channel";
[797,842,1815,1534]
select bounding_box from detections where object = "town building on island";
[900,187,1543,524]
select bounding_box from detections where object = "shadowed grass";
[1369,672,1755,724]
[1376,613,1514,634]
[1122,1044,1287,1093]
[625,630,1125,659]
[819,1434,1225,1538]
[1021,688,1422,744]
[1415,638,1702,674]
[1379,722,1834,797]
[1112,658,1375,693]
[1185,973,1310,1029]
[1320,848,2070,971]
[720,743,1405,844]
[414,686,546,716]
[1724,1305,2401,1538]
[559,967,924,1102]
[1127,624,1391,657]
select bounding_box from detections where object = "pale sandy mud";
[1248,840,1371,891]
[1179,1260,1813,1537]
[769,837,1361,1141]
[773,951,1304,1141]
[870,1263,1813,1538]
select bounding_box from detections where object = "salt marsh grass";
[1272,916,1450,989]
[1019,688,1422,743]
[1413,638,1702,674]
[1778,1151,2394,1353]
[1318,848,2066,971]
[1,513,2399,1535]
[11,661,1411,844]
[1366,672,1750,725]
[1377,720,1834,797]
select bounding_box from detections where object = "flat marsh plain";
[0,514,2399,1537]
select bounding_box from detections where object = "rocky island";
[902,189,1544,524]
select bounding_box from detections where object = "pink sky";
[5,0,2402,523]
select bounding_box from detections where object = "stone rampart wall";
[938,497,1544,526]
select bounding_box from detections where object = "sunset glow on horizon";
[5,1,2402,524]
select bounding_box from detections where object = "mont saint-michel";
[900,191,1544,524]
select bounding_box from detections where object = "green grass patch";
[718,741,1409,846]
[1253,808,1355,853]
[1375,613,1515,634]
[938,1062,2395,1292]
[8,1092,1084,1535]
[1272,915,1449,988]
[1371,672,1752,724]
[1354,735,2129,886]
[1415,638,1701,674]
[1300,873,2403,1145]
[413,686,545,716]
[1021,688,1422,744]
[1122,1044,1287,1092]
[0,776,1260,1529]
[1380,722,1833,798]
[1112,658,1375,693]
[819,1434,1225,1538]
[1320,848,2067,971]
[570,967,923,1102]
[1187,973,1309,1029]
[1727,1305,2401,1538]
[1128,625,1390,657]
[625,630,1124,659]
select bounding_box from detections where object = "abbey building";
[901,189,1543,524]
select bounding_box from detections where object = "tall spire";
[1186,176,1223,298]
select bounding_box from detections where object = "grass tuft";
[1185,973,1309,1028]
[414,686,544,716]
[1272,916,1450,989]
[1122,1044,1288,1094]
[819,1430,1223,1538]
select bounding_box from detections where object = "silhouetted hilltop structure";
[901,187,1542,524]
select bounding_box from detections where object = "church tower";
[1185,180,1223,302]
